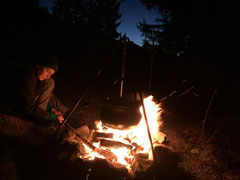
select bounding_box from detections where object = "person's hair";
[36,54,59,72]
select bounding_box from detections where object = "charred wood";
[66,123,118,162]
[96,148,118,162]
[92,132,114,142]
[132,142,144,151]
[100,139,133,149]
[124,137,144,151]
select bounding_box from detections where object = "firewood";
[131,146,145,156]
[124,137,144,151]
[92,132,114,142]
[96,148,118,162]
[124,157,133,164]
[100,139,133,149]
[66,123,118,162]
[132,142,144,151]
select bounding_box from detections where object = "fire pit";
[70,95,166,176]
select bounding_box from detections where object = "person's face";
[37,66,55,81]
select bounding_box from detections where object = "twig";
[199,85,219,140]
[160,96,168,102]
[192,92,199,97]
[178,86,194,96]
[207,120,222,143]
[169,90,176,98]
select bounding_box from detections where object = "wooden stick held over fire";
[139,92,157,180]
[139,92,156,161]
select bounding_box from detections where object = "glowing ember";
[78,95,166,173]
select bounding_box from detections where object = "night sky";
[40,0,159,46]
[117,0,159,46]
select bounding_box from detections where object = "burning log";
[74,133,118,162]
[124,138,144,154]
[95,149,118,162]
[92,132,114,142]
[100,139,133,149]
[65,123,118,162]
[131,147,144,156]
[131,142,144,151]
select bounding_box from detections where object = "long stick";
[139,92,155,161]
[120,34,127,97]
[139,92,157,180]
[149,41,155,92]
[199,85,218,140]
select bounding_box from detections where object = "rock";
[191,148,199,154]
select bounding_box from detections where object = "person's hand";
[57,115,64,124]
[51,108,63,116]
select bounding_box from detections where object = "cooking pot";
[100,94,142,129]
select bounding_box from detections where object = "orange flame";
[78,95,166,172]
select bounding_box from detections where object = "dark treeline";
[0,0,124,76]
[138,0,240,147]
[138,0,239,87]
[137,0,240,105]
[138,0,239,62]
[0,0,239,95]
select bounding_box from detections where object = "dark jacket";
[0,65,56,123]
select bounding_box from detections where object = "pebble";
[191,148,200,154]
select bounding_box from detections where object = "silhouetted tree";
[87,0,122,38]
[52,0,87,24]
[138,0,238,59]
[52,0,122,39]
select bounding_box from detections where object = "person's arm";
[21,70,60,123]
[46,103,64,123]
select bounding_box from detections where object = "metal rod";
[149,41,155,92]
[120,34,127,97]
[139,92,156,161]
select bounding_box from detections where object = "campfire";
[72,95,166,175]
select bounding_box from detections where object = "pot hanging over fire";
[100,95,142,129]
[100,34,142,129]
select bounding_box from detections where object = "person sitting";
[0,55,68,126]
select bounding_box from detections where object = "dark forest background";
[0,0,239,127]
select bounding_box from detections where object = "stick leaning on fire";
[64,122,118,162]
